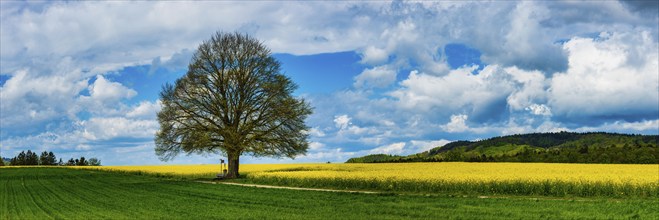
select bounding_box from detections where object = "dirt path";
[194,181,599,201]
[195,181,381,194]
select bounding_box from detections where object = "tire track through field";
[36,172,104,218]
[1,177,13,218]
[67,171,160,219]
[28,173,56,219]
[22,176,53,219]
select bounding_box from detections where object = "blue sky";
[1,1,658,165]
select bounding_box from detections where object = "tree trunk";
[226,151,240,179]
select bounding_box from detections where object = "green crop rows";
[1,167,657,219]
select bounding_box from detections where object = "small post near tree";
[155,31,313,179]
[215,159,228,180]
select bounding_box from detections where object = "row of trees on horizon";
[347,135,658,164]
[0,150,101,166]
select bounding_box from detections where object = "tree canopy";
[155,31,312,178]
[5,150,100,166]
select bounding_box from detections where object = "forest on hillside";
[346,132,658,164]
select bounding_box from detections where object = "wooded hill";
[346,132,658,164]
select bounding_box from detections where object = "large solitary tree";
[155,32,312,178]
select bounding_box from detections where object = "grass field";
[1,167,658,219]
[83,162,659,197]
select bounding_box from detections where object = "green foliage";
[5,150,99,166]
[77,156,87,166]
[1,167,656,219]
[345,154,403,163]
[26,150,38,165]
[155,31,312,178]
[9,150,40,165]
[348,132,659,164]
[0,148,4,166]
[39,151,57,165]
[88,157,102,166]
[59,156,98,166]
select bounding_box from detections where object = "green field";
[1,167,658,219]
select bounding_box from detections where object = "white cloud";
[308,142,325,151]
[113,144,153,154]
[526,104,552,116]
[370,18,450,75]
[442,114,469,133]
[333,115,352,130]
[353,65,397,89]
[360,46,389,65]
[549,31,659,120]
[126,101,161,119]
[0,65,88,135]
[2,1,654,76]
[505,67,548,111]
[87,75,136,101]
[380,120,395,127]
[81,117,158,141]
[369,142,406,155]
[75,144,91,151]
[76,75,137,116]
[0,1,388,74]
[409,139,451,153]
[297,148,354,162]
[390,67,515,119]
[575,119,659,133]
[305,127,326,138]
[500,119,566,135]
[496,1,567,72]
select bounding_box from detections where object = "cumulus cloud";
[409,139,451,153]
[308,142,325,151]
[333,115,352,130]
[575,119,659,134]
[0,65,88,137]
[76,75,137,116]
[526,104,552,116]
[549,31,659,122]
[113,144,154,154]
[296,148,353,162]
[497,2,568,73]
[505,67,548,112]
[126,101,161,119]
[337,115,380,138]
[304,127,326,138]
[80,117,158,141]
[369,142,406,155]
[442,114,469,133]
[360,46,389,65]
[390,67,515,123]
[147,49,193,75]
[2,1,655,76]
[87,75,136,101]
[353,65,397,89]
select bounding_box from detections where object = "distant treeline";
[347,132,658,164]
[0,150,101,166]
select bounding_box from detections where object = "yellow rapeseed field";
[79,163,321,178]
[81,162,657,185]
[78,162,658,196]
[250,162,659,185]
